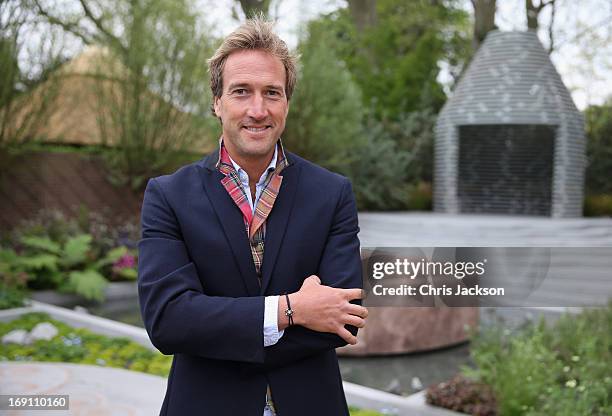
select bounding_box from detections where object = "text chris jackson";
[369,258,506,297]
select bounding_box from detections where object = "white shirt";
[227,148,283,416]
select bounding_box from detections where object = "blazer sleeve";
[138,178,266,363]
[262,178,362,370]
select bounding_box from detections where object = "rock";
[74,306,90,314]
[384,378,402,395]
[411,376,423,391]
[2,329,30,345]
[29,323,58,342]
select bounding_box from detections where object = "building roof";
[439,30,581,126]
[6,45,214,154]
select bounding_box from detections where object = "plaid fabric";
[217,140,288,280]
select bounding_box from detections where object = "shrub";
[283,26,365,176]
[584,194,612,217]
[436,304,612,416]
[347,117,412,210]
[0,247,29,309]
[585,100,612,195]
[3,209,139,302]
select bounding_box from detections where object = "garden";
[3,304,610,415]
[1,209,139,309]
[1,0,611,415]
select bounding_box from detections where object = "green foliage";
[66,270,108,302]
[62,235,93,267]
[89,0,217,190]
[311,0,470,120]
[3,209,139,303]
[585,99,612,195]
[19,236,62,255]
[347,407,384,416]
[0,1,63,153]
[0,248,29,309]
[0,313,172,376]
[14,232,109,301]
[584,194,612,217]
[284,2,461,204]
[285,18,421,210]
[17,253,59,272]
[0,284,27,309]
[346,116,412,210]
[464,304,612,416]
[284,27,365,173]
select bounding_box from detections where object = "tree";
[237,0,271,18]
[347,0,377,32]
[0,0,62,156]
[283,21,414,210]
[30,0,216,189]
[315,0,470,120]
[283,27,365,173]
[471,0,496,50]
[585,99,612,194]
[526,0,556,53]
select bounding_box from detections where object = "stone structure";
[434,31,585,217]
[338,307,478,356]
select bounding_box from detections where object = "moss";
[0,312,172,376]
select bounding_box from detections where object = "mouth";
[242,125,272,133]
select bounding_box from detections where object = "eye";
[233,88,247,95]
[266,90,283,98]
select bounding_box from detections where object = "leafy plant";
[0,247,29,309]
[585,99,612,195]
[5,208,140,295]
[11,230,138,302]
[435,304,612,416]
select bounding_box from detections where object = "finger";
[342,288,364,300]
[345,304,368,318]
[338,327,358,345]
[343,314,366,328]
[306,275,321,284]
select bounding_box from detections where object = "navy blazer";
[137,149,363,415]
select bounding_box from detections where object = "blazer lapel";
[260,157,301,294]
[197,151,261,296]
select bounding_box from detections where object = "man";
[138,17,367,416]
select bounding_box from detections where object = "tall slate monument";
[434,31,585,217]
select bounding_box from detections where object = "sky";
[11,0,611,110]
[199,0,612,110]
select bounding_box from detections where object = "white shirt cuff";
[263,295,285,346]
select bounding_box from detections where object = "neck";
[226,146,275,183]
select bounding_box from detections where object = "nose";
[246,93,267,120]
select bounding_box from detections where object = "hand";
[282,275,368,345]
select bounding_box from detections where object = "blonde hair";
[207,17,298,114]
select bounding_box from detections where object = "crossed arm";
[138,177,367,368]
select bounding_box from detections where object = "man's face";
[214,49,289,162]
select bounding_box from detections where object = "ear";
[213,96,222,118]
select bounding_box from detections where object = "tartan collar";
[214,137,288,173]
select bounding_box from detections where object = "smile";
[243,126,271,132]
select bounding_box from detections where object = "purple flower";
[113,253,136,269]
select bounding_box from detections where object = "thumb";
[305,275,321,285]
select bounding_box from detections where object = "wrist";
[287,292,303,326]
[277,295,289,331]
[284,293,295,327]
